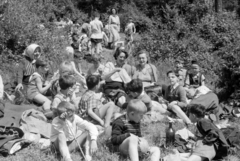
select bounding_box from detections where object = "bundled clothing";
[193,118,229,160]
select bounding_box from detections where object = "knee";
[150,146,160,154]
[128,135,139,146]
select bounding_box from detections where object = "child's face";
[175,62,183,69]
[168,73,179,85]
[191,64,200,75]
[189,113,197,123]
[129,111,145,123]
[33,48,41,60]
[39,65,49,74]
[127,91,140,99]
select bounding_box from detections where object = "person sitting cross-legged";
[51,101,98,161]
[78,75,119,128]
[111,99,160,161]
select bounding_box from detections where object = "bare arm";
[35,77,52,94]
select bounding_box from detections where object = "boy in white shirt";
[90,12,103,55]
[51,101,98,161]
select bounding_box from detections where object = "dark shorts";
[91,38,102,44]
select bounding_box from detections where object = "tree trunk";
[215,0,222,13]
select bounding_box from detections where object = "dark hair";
[191,60,198,65]
[114,47,128,60]
[93,11,100,18]
[86,75,100,90]
[126,79,143,94]
[166,70,179,77]
[188,104,206,118]
[59,75,76,90]
[35,58,47,68]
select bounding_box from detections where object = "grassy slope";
[1,35,240,161]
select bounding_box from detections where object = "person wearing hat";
[15,44,42,91]
[174,59,187,86]
[27,58,56,111]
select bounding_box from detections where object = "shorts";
[91,38,102,44]
[192,140,216,161]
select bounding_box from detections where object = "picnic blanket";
[0,103,38,127]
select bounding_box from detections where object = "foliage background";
[1,0,240,101]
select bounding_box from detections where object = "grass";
[1,35,240,161]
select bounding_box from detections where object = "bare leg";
[119,135,139,161]
[187,155,204,161]
[97,102,119,127]
[53,133,72,161]
[33,94,51,111]
[171,105,192,124]
[149,147,161,161]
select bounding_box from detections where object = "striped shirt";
[111,114,141,145]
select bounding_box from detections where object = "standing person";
[90,12,103,55]
[174,60,187,86]
[133,50,158,88]
[124,17,136,52]
[51,101,98,161]
[111,99,161,161]
[108,8,120,49]
[27,59,55,111]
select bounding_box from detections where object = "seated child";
[163,70,191,124]
[184,60,205,89]
[52,75,78,111]
[64,47,86,86]
[0,74,3,100]
[180,104,229,161]
[79,75,119,128]
[86,55,104,77]
[174,59,187,86]
[27,59,55,111]
[51,101,98,161]
[111,99,160,161]
[125,79,167,113]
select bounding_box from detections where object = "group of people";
[0,11,230,161]
[69,9,136,60]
